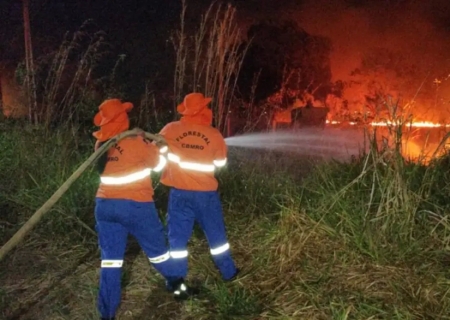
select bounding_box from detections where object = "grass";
[1,118,450,320]
[2,1,450,319]
[172,0,249,133]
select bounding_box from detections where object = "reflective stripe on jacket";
[158,121,227,191]
[96,136,166,202]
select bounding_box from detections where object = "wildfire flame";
[326,120,450,128]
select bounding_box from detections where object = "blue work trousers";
[95,198,177,319]
[167,188,237,280]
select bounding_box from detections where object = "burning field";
[326,121,450,162]
[2,0,450,319]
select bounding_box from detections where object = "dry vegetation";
[2,2,450,320]
[2,122,450,319]
[172,0,248,133]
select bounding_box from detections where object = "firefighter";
[158,93,239,291]
[92,99,195,320]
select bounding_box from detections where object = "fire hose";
[0,128,166,262]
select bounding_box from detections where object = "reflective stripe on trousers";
[101,259,123,268]
[167,188,237,279]
[169,243,230,259]
[149,251,170,263]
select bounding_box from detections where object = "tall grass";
[13,20,125,131]
[0,121,97,242]
[2,96,450,319]
[2,2,450,319]
[172,0,249,133]
[38,23,106,126]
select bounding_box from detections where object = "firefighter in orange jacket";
[92,99,195,320]
[158,93,239,288]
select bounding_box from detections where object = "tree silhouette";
[237,19,333,105]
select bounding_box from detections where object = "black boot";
[167,278,200,301]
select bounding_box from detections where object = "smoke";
[233,0,447,80]
[285,0,450,120]
[235,0,450,84]
[286,0,450,83]
[232,0,450,119]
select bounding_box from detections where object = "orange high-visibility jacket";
[159,121,227,191]
[96,136,165,202]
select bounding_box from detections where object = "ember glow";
[325,118,448,163]
[284,0,450,125]
[326,120,450,128]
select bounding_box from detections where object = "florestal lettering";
[176,131,210,145]
[181,143,204,150]
[114,144,124,154]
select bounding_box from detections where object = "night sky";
[1,1,184,98]
[2,0,450,112]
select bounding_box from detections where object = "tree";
[237,19,333,106]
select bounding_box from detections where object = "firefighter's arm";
[143,124,173,172]
[144,141,167,173]
[153,124,171,155]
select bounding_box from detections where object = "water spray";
[224,127,366,161]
